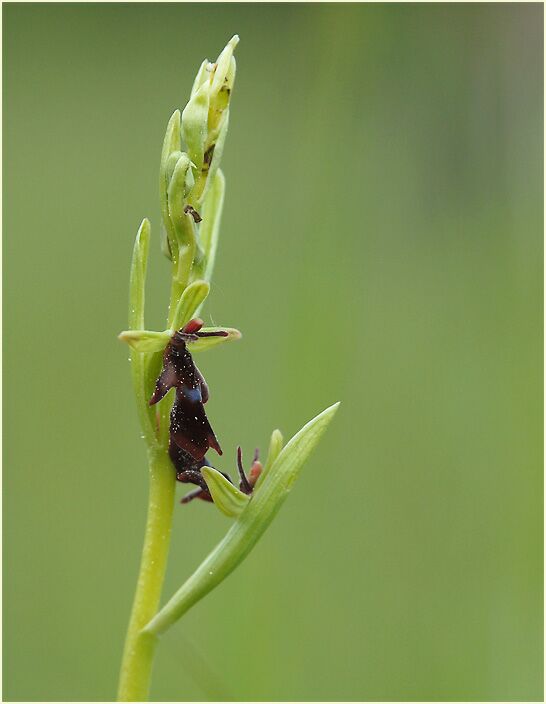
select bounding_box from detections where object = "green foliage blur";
[3,3,543,701]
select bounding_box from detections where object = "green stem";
[117,449,176,702]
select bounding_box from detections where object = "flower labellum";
[149,318,263,507]
[149,319,227,494]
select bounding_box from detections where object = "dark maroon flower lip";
[149,318,223,459]
[149,318,261,506]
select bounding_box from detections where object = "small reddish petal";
[248,461,263,487]
[183,318,204,334]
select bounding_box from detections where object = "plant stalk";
[117,448,176,702]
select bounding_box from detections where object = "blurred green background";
[3,3,543,701]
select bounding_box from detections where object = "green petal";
[187,327,241,353]
[201,467,250,518]
[171,280,210,331]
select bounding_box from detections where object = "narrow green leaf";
[187,327,241,353]
[201,467,250,518]
[129,218,150,330]
[118,329,171,353]
[144,402,340,636]
[171,280,210,331]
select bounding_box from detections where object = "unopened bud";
[168,152,194,202]
[190,59,213,98]
[182,82,210,171]
[211,35,239,98]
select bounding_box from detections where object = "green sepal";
[118,329,171,354]
[129,218,150,330]
[201,466,250,518]
[187,327,241,353]
[172,280,210,331]
[126,218,158,445]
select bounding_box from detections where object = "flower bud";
[211,35,239,103]
[183,36,239,207]
[181,82,210,171]
[190,59,213,98]
[159,111,182,261]
[167,152,195,224]
[171,279,210,331]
